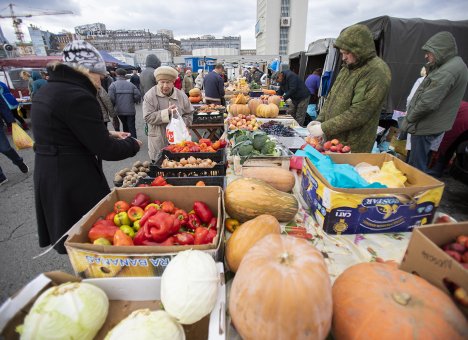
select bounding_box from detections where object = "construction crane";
[0,3,73,44]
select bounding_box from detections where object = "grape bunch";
[260,121,296,136]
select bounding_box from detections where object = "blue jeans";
[118,115,137,139]
[0,126,23,179]
[408,133,443,173]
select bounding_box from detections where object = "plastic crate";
[135,176,226,189]
[192,112,224,124]
[149,152,226,177]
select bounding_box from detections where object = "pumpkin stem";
[279,252,293,265]
[392,292,411,306]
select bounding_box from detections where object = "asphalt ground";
[1,104,468,304]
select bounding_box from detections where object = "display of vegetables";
[86,194,218,246]
[164,139,226,153]
[17,282,109,340]
[226,114,261,131]
[161,156,217,168]
[161,250,220,325]
[104,309,185,340]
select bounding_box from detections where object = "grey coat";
[108,76,141,116]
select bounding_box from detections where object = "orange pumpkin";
[256,103,279,118]
[262,89,276,95]
[189,88,201,97]
[333,262,468,340]
[229,104,250,116]
[247,98,262,115]
[229,234,332,340]
[267,95,281,106]
[189,96,202,103]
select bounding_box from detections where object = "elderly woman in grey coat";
[143,66,194,161]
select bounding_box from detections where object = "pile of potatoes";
[114,160,151,187]
[161,156,216,168]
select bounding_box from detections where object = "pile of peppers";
[87,192,217,247]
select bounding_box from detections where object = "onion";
[161,250,219,324]
[104,309,184,340]
[18,282,109,340]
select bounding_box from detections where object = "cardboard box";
[400,222,468,315]
[65,186,225,278]
[0,264,226,340]
[301,153,445,234]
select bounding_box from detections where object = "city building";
[134,48,172,67]
[255,0,308,56]
[180,35,241,54]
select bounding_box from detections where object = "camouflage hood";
[335,24,376,68]
[422,31,458,67]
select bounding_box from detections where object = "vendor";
[143,66,194,162]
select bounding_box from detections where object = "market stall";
[1,87,468,339]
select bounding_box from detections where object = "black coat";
[31,64,140,253]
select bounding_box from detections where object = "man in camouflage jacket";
[401,31,468,173]
[308,24,391,153]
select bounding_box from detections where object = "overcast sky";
[1,0,467,50]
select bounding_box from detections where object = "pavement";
[1,104,468,305]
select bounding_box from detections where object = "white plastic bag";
[166,108,191,144]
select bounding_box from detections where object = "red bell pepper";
[207,216,217,230]
[174,232,195,245]
[199,138,212,146]
[187,213,201,230]
[194,226,210,245]
[131,193,151,208]
[206,228,217,243]
[161,201,175,214]
[173,208,188,227]
[88,224,119,243]
[193,201,214,224]
[151,176,167,187]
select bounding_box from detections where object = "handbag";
[166,108,191,144]
[11,122,34,149]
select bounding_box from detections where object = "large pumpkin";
[226,214,281,272]
[256,103,279,118]
[267,95,281,106]
[189,88,201,97]
[229,104,250,116]
[230,234,332,340]
[333,262,468,340]
[225,178,298,222]
[247,98,262,115]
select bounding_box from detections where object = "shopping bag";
[306,104,317,119]
[11,122,34,150]
[166,108,191,144]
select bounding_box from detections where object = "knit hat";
[154,66,178,82]
[116,68,127,76]
[62,40,107,75]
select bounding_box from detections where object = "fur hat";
[62,40,106,75]
[154,66,179,82]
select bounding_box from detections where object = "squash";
[228,103,250,116]
[189,88,201,97]
[333,262,468,340]
[241,167,295,192]
[226,214,281,272]
[189,96,202,103]
[232,93,248,104]
[225,178,298,222]
[247,98,262,115]
[267,95,281,106]
[229,234,332,340]
[262,89,276,95]
[256,103,279,118]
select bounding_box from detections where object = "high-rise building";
[255,0,308,56]
[180,35,241,55]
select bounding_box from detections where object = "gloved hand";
[307,121,323,137]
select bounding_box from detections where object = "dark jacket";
[203,71,225,101]
[31,63,140,253]
[401,31,468,135]
[108,76,141,115]
[140,54,161,96]
[317,24,391,153]
[277,70,310,104]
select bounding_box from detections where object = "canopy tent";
[98,50,134,70]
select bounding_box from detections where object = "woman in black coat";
[31,41,141,254]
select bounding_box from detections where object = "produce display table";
[190,123,225,141]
